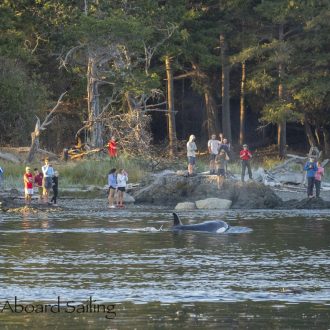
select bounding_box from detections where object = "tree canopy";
[1,0,329,156]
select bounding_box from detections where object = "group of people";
[23,158,59,205]
[187,133,253,187]
[304,157,324,198]
[107,168,128,208]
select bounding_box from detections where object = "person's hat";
[243,144,248,147]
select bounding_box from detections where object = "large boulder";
[195,198,232,209]
[133,173,283,209]
[174,202,196,210]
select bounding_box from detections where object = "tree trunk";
[277,24,286,159]
[220,34,231,142]
[26,131,40,163]
[87,56,103,147]
[204,81,220,137]
[165,56,177,157]
[239,61,246,145]
[304,115,317,147]
[323,126,330,157]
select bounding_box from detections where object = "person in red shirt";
[240,144,253,182]
[108,136,117,158]
[34,168,43,203]
[24,167,34,205]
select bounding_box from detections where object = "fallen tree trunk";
[0,152,20,163]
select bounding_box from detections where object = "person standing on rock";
[42,158,54,203]
[117,169,128,208]
[215,149,228,189]
[23,167,34,205]
[51,171,59,206]
[240,144,252,182]
[34,168,43,203]
[304,156,318,198]
[219,138,231,176]
[187,135,197,176]
[208,134,220,174]
[108,168,117,208]
[314,161,324,198]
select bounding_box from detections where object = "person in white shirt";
[117,169,128,208]
[41,158,55,203]
[187,135,197,176]
[207,134,221,174]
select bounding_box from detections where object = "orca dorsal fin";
[173,213,182,226]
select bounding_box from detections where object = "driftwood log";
[26,92,67,163]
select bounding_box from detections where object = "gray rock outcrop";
[195,198,232,209]
[133,173,283,209]
[174,202,196,210]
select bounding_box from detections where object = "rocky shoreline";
[1,171,330,212]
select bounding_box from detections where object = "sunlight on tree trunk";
[165,56,177,157]
[220,34,231,142]
[277,23,286,159]
[239,62,246,145]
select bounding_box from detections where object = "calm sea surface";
[0,199,329,329]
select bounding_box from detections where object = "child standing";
[24,167,34,205]
[215,150,228,189]
[314,161,324,198]
[34,168,43,203]
[51,171,59,205]
[117,169,128,208]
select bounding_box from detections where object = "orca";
[172,213,229,233]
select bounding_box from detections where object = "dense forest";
[1,0,329,158]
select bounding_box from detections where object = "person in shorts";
[24,167,34,205]
[108,168,117,208]
[34,168,43,203]
[215,150,227,189]
[42,158,54,203]
[187,134,197,176]
[116,169,128,208]
[208,134,220,174]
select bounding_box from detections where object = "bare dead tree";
[26,92,67,163]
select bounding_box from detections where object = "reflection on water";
[0,199,330,329]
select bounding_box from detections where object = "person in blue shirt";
[108,168,117,208]
[303,156,318,198]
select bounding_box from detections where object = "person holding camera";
[117,169,128,208]
[303,156,318,198]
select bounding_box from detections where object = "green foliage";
[261,100,302,124]
[0,57,48,145]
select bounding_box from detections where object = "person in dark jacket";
[51,171,59,205]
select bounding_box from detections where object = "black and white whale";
[172,213,230,233]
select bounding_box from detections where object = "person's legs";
[315,180,321,198]
[217,169,225,189]
[209,155,216,174]
[118,190,124,207]
[108,188,116,207]
[241,161,246,182]
[307,177,315,197]
[53,188,58,204]
[188,157,196,175]
[247,161,253,179]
